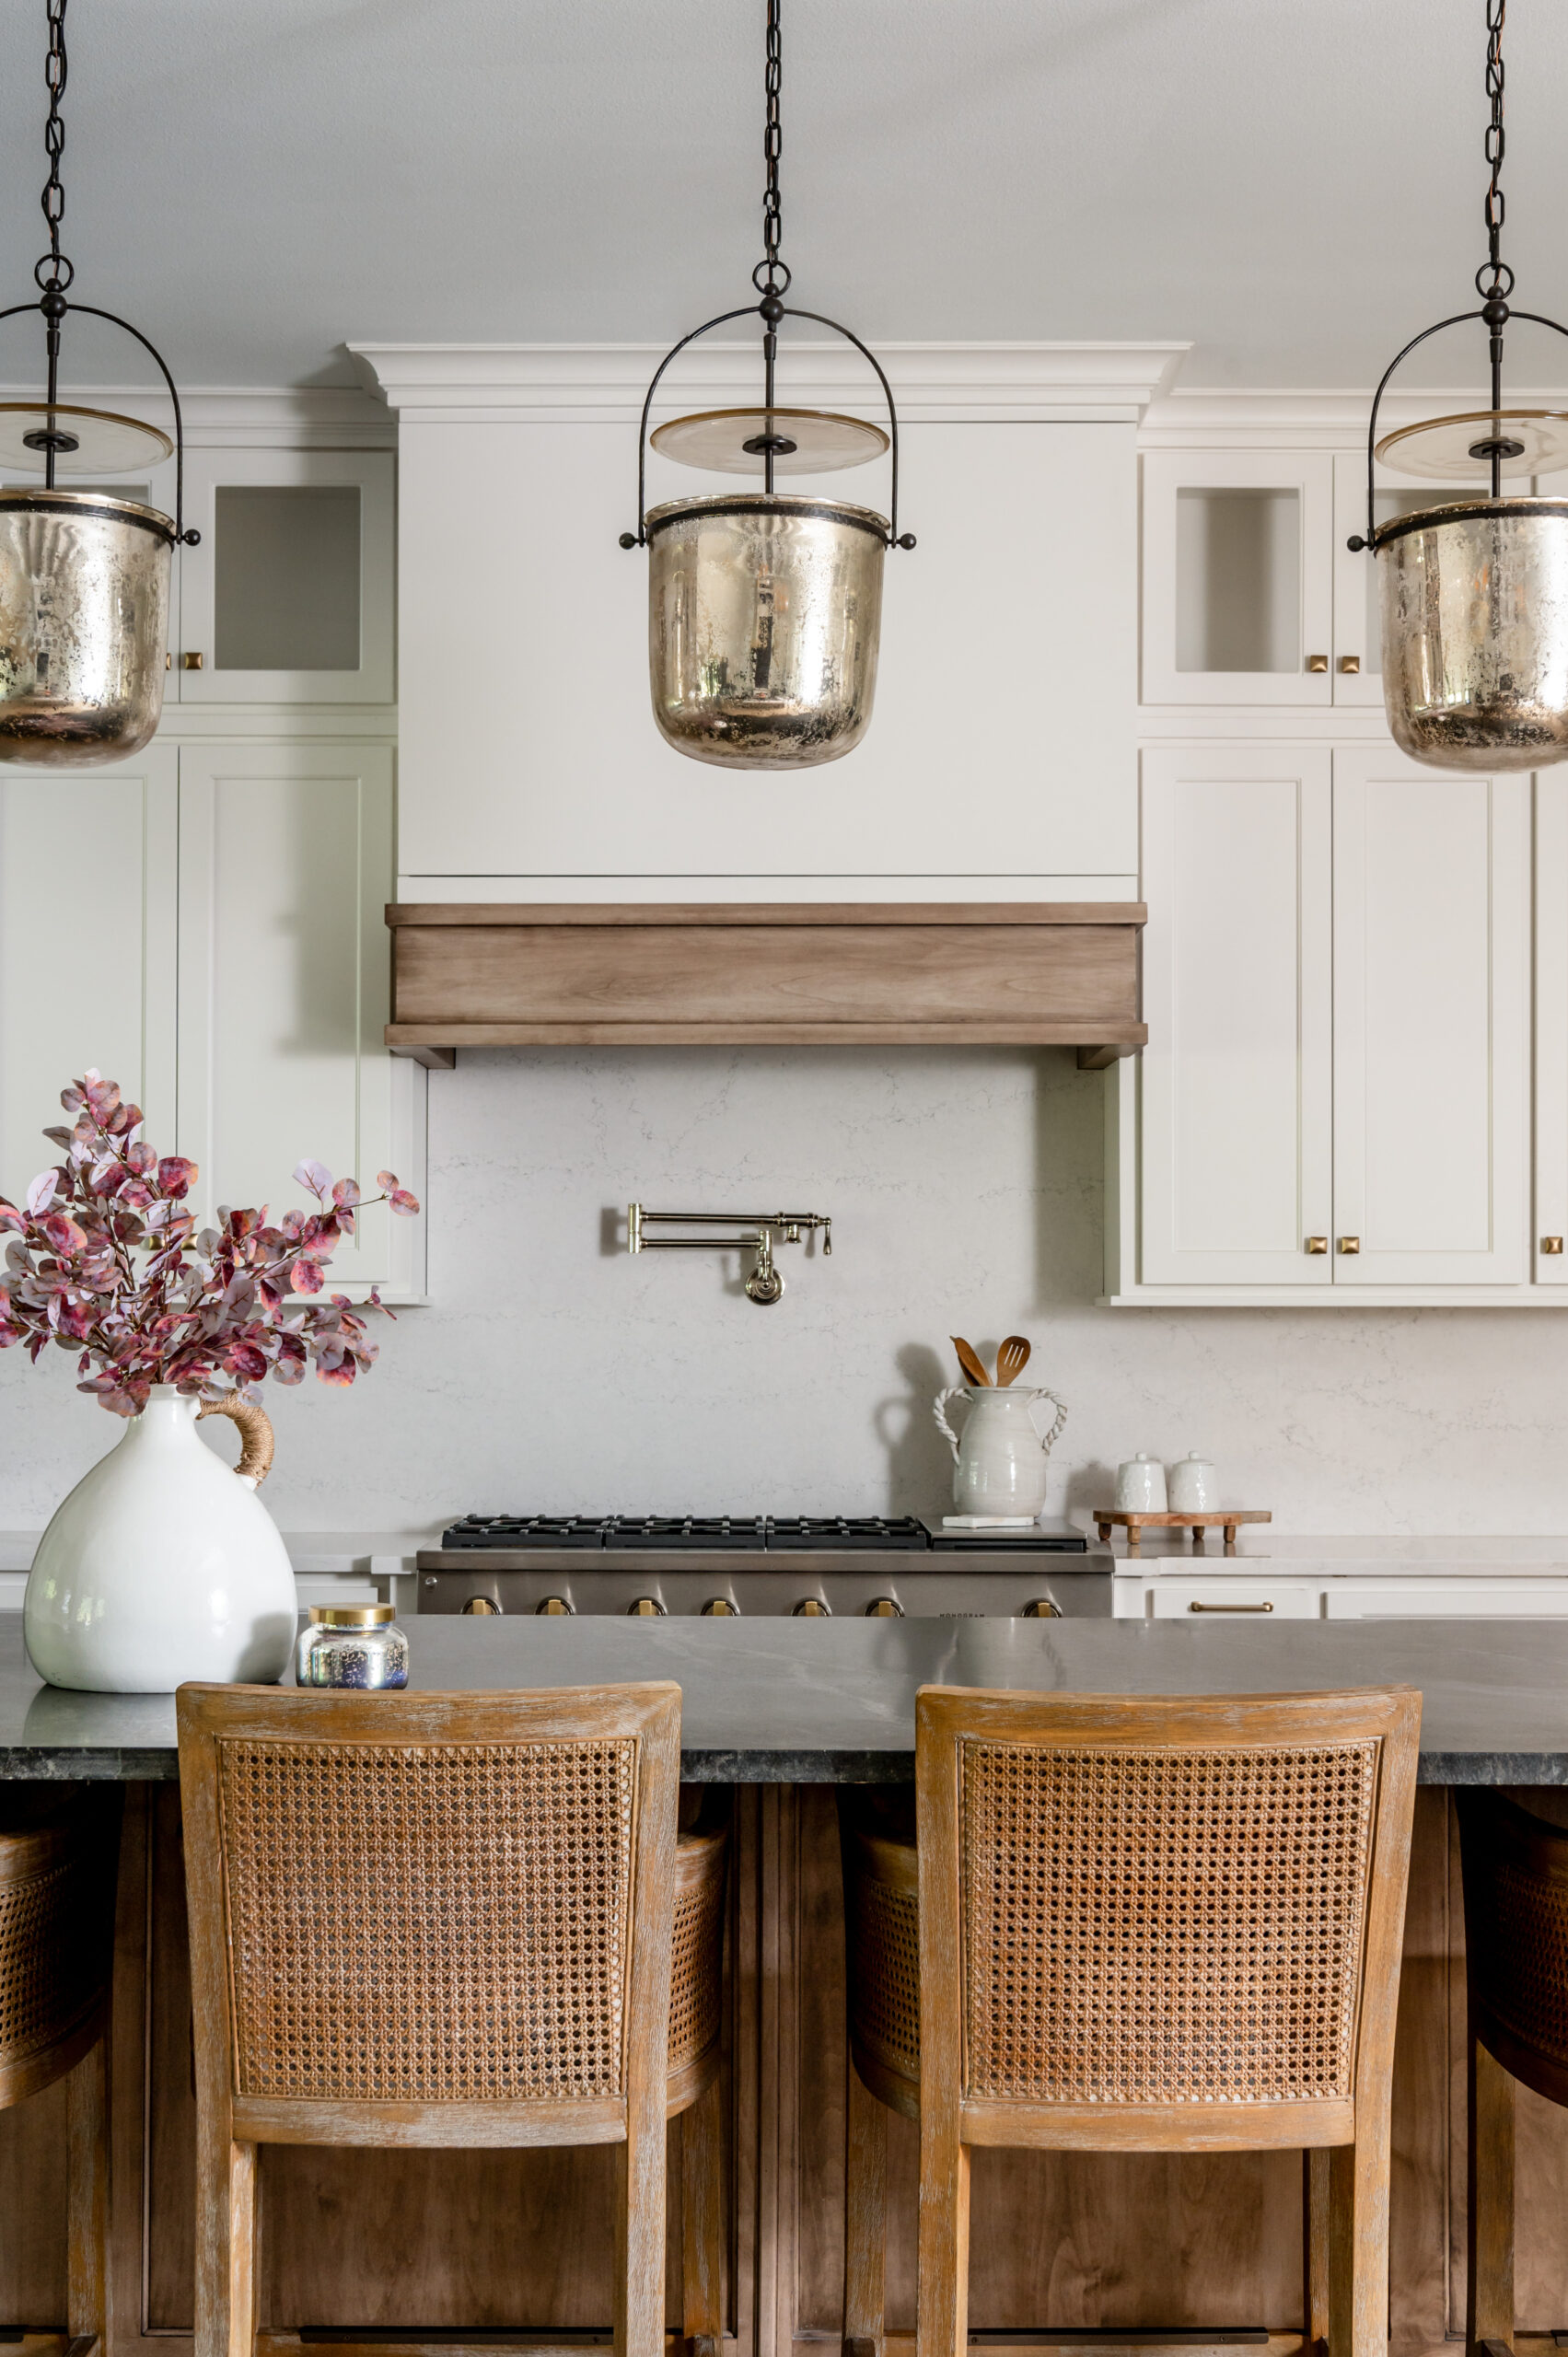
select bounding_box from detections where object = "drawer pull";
[1188,1599,1274,1613]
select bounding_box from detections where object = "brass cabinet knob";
[535,1595,573,1616]
[1305,1236,1329,1254]
[1306,654,1330,673]
[1543,1237,1566,1255]
[865,1596,903,1618]
[700,1596,738,1616]
[1339,655,1362,673]
[181,650,204,669]
[460,1596,500,1616]
[165,650,172,669]
[627,1596,666,1616]
[792,1596,830,1617]
[1337,1236,1361,1254]
[1019,1597,1060,1619]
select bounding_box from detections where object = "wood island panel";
[6,1779,1568,2357]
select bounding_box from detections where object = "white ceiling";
[0,0,1563,395]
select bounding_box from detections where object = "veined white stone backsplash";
[4,1047,1567,1535]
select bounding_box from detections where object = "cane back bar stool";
[1456,1786,1568,2357]
[177,1682,728,2357]
[0,1782,122,2354]
[840,1684,1422,2357]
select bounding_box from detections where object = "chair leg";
[193,2125,260,2357]
[614,2107,668,2357]
[1327,2133,1388,2357]
[1304,2147,1330,2357]
[843,2059,888,2357]
[1467,2031,1516,2357]
[65,2033,110,2357]
[682,2073,725,2357]
[916,2093,970,2357]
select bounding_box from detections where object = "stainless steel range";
[416,1515,1112,1620]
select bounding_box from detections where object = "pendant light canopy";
[620,0,915,772]
[0,0,197,768]
[1353,1,1568,772]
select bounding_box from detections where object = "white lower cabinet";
[1121,1573,1568,1618]
[1147,1581,1321,1619]
[1112,742,1532,1303]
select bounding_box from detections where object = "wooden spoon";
[995,1334,1031,1387]
[950,1335,991,1387]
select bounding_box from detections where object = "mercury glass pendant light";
[1351,0,1568,770]
[619,0,915,771]
[0,0,197,766]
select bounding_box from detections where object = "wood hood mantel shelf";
[385,901,1146,1067]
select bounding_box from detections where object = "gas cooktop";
[437,1514,1088,1555]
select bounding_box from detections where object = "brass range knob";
[534,1596,574,1616]
[1019,1597,1060,1619]
[460,1596,501,1616]
[627,1596,666,1617]
[864,1596,903,1618]
[700,1596,738,1617]
[792,1597,830,1617]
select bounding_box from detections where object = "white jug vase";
[932,1383,1069,1518]
[23,1387,297,1693]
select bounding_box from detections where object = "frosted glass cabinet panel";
[1138,747,1333,1285]
[175,450,394,704]
[1330,750,1527,1284]
[0,752,178,1202]
[175,741,415,1295]
[1143,450,1333,705]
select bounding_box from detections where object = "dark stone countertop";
[1,1612,1566,1783]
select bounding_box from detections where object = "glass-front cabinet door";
[173,448,394,703]
[1141,449,1334,705]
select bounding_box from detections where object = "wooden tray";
[1093,1508,1272,1554]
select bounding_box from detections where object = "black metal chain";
[35,0,73,294]
[1478,0,1512,302]
[753,0,790,298]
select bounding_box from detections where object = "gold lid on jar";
[308,1604,397,1628]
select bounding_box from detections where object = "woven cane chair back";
[914,1685,1421,2152]
[178,1682,682,2148]
[0,1783,122,2109]
[668,1808,728,2111]
[1458,1787,1568,2109]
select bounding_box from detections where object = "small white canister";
[1168,1454,1220,1514]
[1114,1454,1167,1512]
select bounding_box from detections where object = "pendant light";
[0,0,197,767]
[619,0,915,772]
[1351,0,1568,771]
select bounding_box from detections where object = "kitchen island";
[3,1614,1564,2357]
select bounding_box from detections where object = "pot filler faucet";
[627,1202,831,1306]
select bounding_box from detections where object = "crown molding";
[1140,382,1568,450]
[0,384,395,448]
[347,340,1191,424]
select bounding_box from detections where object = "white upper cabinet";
[1536,774,1568,1286]
[173,449,395,705]
[1142,450,1335,706]
[1137,746,1332,1285]
[1330,750,1527,1285]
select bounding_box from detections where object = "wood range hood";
[384,901,1146,1068]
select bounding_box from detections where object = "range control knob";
[1019,1597,1060,1619]
[701,1596,738,1617]
[535,1596,574,1616]
[628,1596,666,1617]
[865,1596,903,1618]
[793,1597,830,1617]
[460,1596,501,1616]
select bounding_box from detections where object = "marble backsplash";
[4,1046,1566,1535]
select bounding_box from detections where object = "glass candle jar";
[295,1603,408,1690]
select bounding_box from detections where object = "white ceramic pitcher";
[932,1383,1069,1519]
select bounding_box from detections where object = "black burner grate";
[604,1516,769,1551]
[438,1514,1087,1555]
[439,1515,609,1550]
[766,1515,932,1551]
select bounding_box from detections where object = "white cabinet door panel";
[176,743,420,1295]
[0,752,178,1199]
[1138,747,1333,1285]
[396,419,1136,882]
[1331,751,1527,1284]
[1324,1581,1568,1617]
[1142,449,1334,707]
[1536,773,1568,1284]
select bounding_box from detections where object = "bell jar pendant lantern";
[1350,0,1568,772]
[0,0,198,768]
[619,0,915,772]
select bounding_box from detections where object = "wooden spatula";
[995,1334,1031,1386]
[950,1335,991,1387]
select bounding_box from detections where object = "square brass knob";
[1337,1236,1361,1254]
[1543,1236,1565,1255]
[1339,655,1362,673]
[1305,1236,1329,1254]
[1306,654,1330,673]
[181,651,203,669]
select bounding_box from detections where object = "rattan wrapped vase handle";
[196,1395,275,1485]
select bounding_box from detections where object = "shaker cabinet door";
[1536,772,1568,1286]
[1137,746,1333,1285]
[1141,449,1335,707]
[1330,750,1528,1285]
[0,750,179,1199]
[175,742,422,1297]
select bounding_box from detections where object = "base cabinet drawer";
[1149,1581,1321,1619]
[1324,1579,1568,1617]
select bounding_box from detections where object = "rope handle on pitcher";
[932,1386,1070,1465]
[197,1394,275,1485]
